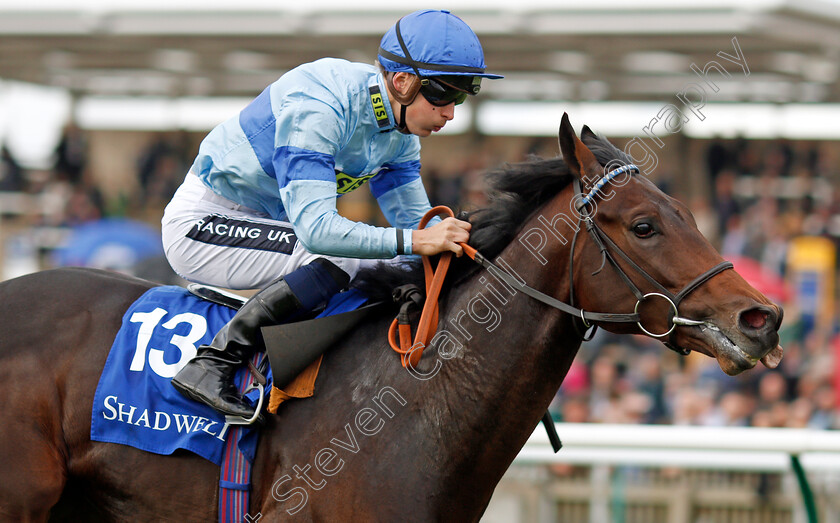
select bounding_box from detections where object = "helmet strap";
[398,104,410,134]
[384,72,420,134]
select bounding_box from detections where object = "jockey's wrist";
[395,229,412,255]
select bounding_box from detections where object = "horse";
[0,115,782,522]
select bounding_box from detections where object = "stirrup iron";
[224,382,265,425]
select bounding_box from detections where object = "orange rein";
[387,206,476,367]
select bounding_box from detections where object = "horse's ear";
[581,125,599,144]
[558,113,602,183]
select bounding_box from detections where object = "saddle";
[188,283,381,414]
[261,302,383,412]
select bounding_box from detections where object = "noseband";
[472,164,733,355]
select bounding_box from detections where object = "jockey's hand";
[411,217,472,257]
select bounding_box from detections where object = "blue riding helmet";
[378,9,503,82]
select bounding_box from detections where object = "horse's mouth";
[690,323,783,376]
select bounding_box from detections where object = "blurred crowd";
[2,126,840,430]
[0,124,190,226]
[549,328,839,430]
[0,124,189,283]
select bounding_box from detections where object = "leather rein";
[389,164,733,363]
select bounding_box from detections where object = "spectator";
[136,132,192,208]
[0,145,25,191]
[54,123,88,185]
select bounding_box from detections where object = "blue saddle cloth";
[90,285,367,465]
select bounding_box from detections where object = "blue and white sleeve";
[370,160,439,232]
[276,149,406,258]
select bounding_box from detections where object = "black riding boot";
[171,277,302,419]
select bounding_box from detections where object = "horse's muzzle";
[738,303,783,349]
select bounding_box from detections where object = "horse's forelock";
[581,131,633,169]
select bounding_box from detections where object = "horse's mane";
[354,130,632,302]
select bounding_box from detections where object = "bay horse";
[0,115,782,522]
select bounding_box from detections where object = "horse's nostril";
[740,308,769,330]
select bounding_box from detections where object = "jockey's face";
[389,72,456,137]
[404,91,456,137]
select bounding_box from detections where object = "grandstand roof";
[1,0,839,103]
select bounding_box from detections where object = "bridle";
[470,163,733,354]
[387,166,732,455]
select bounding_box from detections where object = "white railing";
[481,423,840,523]
[518,422,840,472]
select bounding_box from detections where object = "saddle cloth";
[90,286,263,464]
[91,284,369,464]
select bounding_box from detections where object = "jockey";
[162,9,502,421]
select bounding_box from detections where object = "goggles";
[419,75,481,107]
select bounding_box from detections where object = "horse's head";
[557,113,782,375]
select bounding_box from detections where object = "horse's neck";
[408,195,583,502]
[256,191,583,517]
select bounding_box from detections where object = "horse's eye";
[633,222,655,238]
